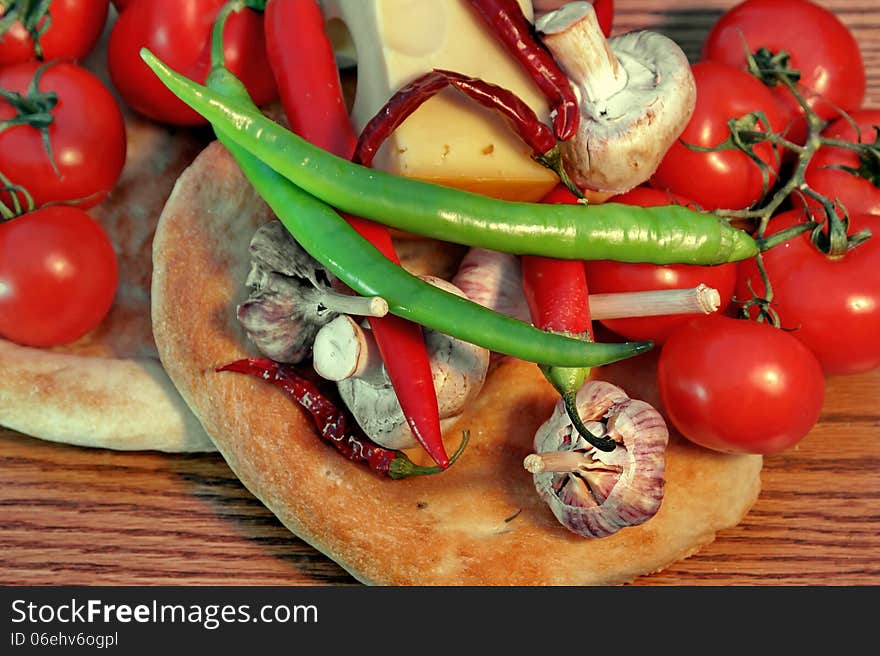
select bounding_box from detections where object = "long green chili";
[200,67,651,368]
[141,49,758,266]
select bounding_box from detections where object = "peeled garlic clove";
[527,380,668,538]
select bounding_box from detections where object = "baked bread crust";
[0,115,214,453]
[152,140,763,585]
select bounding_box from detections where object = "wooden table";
[2,0,880,586]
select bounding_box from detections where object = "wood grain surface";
[2,0,879,587]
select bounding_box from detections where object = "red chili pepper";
[264,0,449,468]
[521,185,616,452]
[465,0,579,141]
[352,68,583,196]
[354,69,557,167]
[216,359,468,479]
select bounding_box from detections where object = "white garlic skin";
[532,380,668,538]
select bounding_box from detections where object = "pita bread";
[0,114,215,453]
[152,140,762,584]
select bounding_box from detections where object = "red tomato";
[650,61,787,211]
[0,206,118,347]
[658,315,825,454]
[108,0,277,126]
[0,60,126,210]
[0,0,109,65]
[736,209,880,375]
[803,109,880,217]
[702,0,865,145]
[586,187,737,344]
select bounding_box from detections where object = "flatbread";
[0,114,215,453]
[152,140,763,585]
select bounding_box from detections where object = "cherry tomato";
[702,0,865,145]
[658,315,825,454]
[736,209,880,375]
[0,0,109,65]
[586,187,737,344]
[650,61,787,211]
[0,206,118,347]
[0,60,126,210]
[803,109,880,217]
[108,0,277,126]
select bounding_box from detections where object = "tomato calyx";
[723,111,781,201]
[819,126,880,188]
[676,109,783,212]
[745,46,801,89]
[810,208,873,258]
[0,170,35,220]
[737,255,780,327]
[0,0,52,60]
[0,60,59,174]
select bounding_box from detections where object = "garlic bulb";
[525,380,668,538]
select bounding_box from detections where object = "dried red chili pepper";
[465,0,579,141]
[217,358,468,479]
[353,68,557,166]
[352,68,579,193]
[264,0,450,468]
[521,185,616,452]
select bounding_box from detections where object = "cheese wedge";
[320,0,559,202]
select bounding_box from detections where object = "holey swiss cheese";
[320,0,559,201]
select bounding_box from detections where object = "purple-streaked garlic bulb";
[237,220,386,363]
[524,380,668,538]
[451,248,530,322]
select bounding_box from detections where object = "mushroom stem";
[589,285,721,320]
[305,287,388,318]
[537,2,626,108]
[313,315,386,382]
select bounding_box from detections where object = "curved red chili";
[522,185,616,452]
[216,359,467,479]
[354,68,557,167]
[264,0,449,468]
[465,0,579,141]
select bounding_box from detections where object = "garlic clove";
[558,474,599,509]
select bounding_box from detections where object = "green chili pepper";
[196,66,651,368]
[140,48,758,266]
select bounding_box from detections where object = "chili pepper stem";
[389,431,471,480]
[562,389,616,452]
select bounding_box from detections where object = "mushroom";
[536,2,697,195]
[237,220,387,363]
[312,276,490,450]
